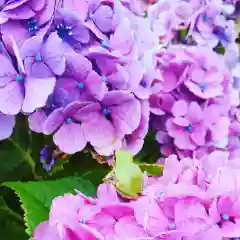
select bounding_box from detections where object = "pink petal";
[173,117,189,127]
[22,77,56,113]
[174,132,196,150]
[191,124,206,146]
[188,102,203,123]
[172,100,188,117]
[115,216,147,239]
[97,184,119,203]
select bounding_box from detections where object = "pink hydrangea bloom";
[31,151,240,240]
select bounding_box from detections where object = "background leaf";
[138,163,164,176]
[4,176,96,236]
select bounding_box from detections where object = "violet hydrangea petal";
[53,123,87,154]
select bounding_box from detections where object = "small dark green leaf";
[138,163,164,176]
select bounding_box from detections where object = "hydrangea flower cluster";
[31,151,240,240]
[150,44,240,159]
[0,0,239,163]
[0,0,162,157]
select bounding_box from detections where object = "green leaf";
[11,115,31,150]
[0,141,32,182]
[115,150,143,198]
[0,218,28,240]
[4,177,96,236]
[138,163,164,176]
[0,195,27,240]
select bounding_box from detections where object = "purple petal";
[3,0,29,11]
[0,81,23,115]
[20,36,42,59]
[0,55,16,87]
[28,110,47,133]
[31,0,46,11]
[22,77,56,113]
[41,32,66,76]
[53,123,87,154]
[92,5,114,33]
[0,113,15,140]
[5,5,35,19]
[81,113,115,149]
[42,107,65,135]
[65,53,92,79]
[85,71,108,101]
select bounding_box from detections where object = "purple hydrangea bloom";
[20,35,66,77]
[0,42,55,115]
[42,101,89,154]
[70,91,141,156]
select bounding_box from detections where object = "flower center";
[199,82,207,91]
[56,24,73,40]
[65,117,73,124]
[203,14,209,21]
[101,39,109,49]
[35,54,42,62]
[78,82,84,89]
[140,80,147,88]
[184,124,193,132]
[103,108,110,116]
[28,18,38,36]
[102,76,108,83]
[79,218,87,224]
[221,214,229,221]
[16,74,24,82]
[213,26,229,42]
[168,223,176,230]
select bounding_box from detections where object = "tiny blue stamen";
[156,191,164,200]
[28,18,38,35]
[56,24,73,40]
[16,74,24,82]
[199,82,207,91]
[79,218,87,224]
[103,108,110,116]
[203,14,209,21]
[184,124,193,132]
[233,237,239,240]
[102,76,108,83]
[140,80,147,88]
[168,223,176,230]
[66,117,73,123]
[221,214,229,221]
[78,82,84,89]
[101,40,109,49]
[89,13,94,19]
[35,54,42,62]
